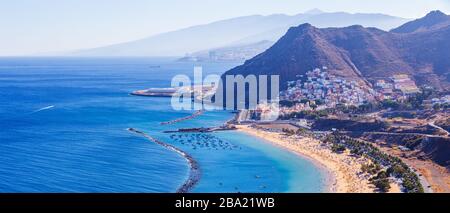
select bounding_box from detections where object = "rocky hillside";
[224,11,450,90]
[391,10,450,33]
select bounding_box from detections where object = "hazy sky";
[1,0,449,56]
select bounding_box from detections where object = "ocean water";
[0,57,326,192]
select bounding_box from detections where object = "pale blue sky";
[1,0,449,56]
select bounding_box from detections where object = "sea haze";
[69,11,408,57]
[0,57,326,192]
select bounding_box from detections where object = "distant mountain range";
[224,10,450,90]
[68,9,409,57]
[178,40,274,62]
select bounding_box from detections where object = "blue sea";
[0,57,326,192]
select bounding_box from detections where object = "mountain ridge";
[224,11,450,91]
[391,10,450,33]
[68,11,409,57]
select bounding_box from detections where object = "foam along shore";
[127,128,200,193]
[236,125,377,193]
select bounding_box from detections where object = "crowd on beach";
[323,133,424,193]
[128,106,425,193]
[237,125,417,193]
[242,124,425,193]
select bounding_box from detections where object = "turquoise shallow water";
[0,57,326,192]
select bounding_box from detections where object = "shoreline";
[127,128,200,193]
[236,125,375,193]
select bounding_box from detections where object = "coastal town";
[279,67,432,113]
[234,67,449,193]
[129,64,449,193]
[123,8,450,194]
[281,67,377,109]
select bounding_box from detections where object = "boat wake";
[30,105,55,114]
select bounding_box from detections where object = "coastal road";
[340,131,449,139]
[428,121,450,137]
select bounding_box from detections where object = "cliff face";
[223,11,450,90]
[362,133,450,168]
[421,137,450,168]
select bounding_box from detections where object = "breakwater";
[160,110,204,125]
[127,128,200,193]
[163,126,237,133]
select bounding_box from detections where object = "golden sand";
[236,125,376,193]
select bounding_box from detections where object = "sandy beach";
[236,125,385,193]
